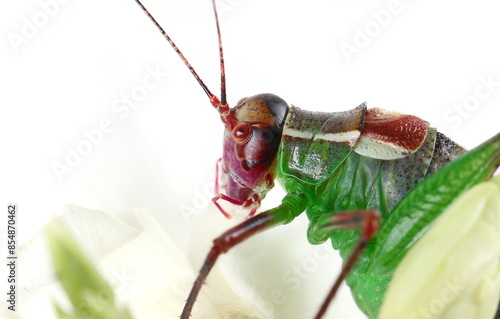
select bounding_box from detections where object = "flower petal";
[13,205,267,319]
[379,175,500,319]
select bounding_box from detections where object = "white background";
[2,0,500,318]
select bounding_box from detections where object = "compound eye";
[232,123,252,143]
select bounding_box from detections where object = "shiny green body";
[277,111,499,318]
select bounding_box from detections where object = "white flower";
[379,175,500,319]
[6,204,365,319]
[11,173,499,319]
[6,205,261,319]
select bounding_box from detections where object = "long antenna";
[134,0,233,127]
[211,0,227,107]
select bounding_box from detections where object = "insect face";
[219,93,289,205]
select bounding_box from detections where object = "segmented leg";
[214,157,223,195]
[181,193,306,318]
[212,193,260,218]
[307,210,381,319]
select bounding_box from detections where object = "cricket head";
[218,93,288,211]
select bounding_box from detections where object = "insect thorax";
[277,104,466,248]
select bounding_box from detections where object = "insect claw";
[212,194,238,218]
[248,207,258,217]
[212,193,263,218]
[245,195,261,218]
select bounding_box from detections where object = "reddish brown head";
[218,94,288,212]
[133,1,289,216]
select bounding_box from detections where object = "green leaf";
[47,221,133,319]
[371,133,500,274]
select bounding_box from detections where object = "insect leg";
[214,158,223,195]
[212,193,261,218]
[181,193,307,319]
[211,193,243,218]
[307,210,381,319]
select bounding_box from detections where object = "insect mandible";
[133,1,500,318]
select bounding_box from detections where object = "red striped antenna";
[134,0,233,128]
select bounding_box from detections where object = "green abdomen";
[278,130,466,318]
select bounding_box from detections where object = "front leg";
[181,193,307,318]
